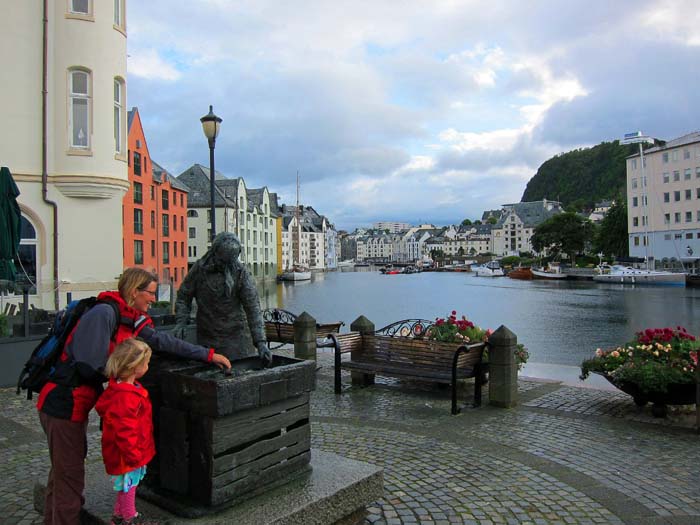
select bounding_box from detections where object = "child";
[95,339,155,525]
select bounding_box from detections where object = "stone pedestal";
[140,355,316,516]
[293,311,317,361]
[350,315,375,387]
[488,325,518,408]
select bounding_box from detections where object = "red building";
[123,108,189,291]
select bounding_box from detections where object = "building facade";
[627,132,700,267]
[373,221,411,233]
[2,1,128,309]
[492,200,562,256]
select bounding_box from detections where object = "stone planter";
[597,372,697,418]
[140,354,316,517]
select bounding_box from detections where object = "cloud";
[126,0,698,229]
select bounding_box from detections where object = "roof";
[152,160,190,192]
[127,107,138,131]
[176,164,235,207]
[495,200,562,228]
[628,131,700,157]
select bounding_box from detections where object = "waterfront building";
[588,200,613,223]
[177,165,278,279]
[123,109,189,294]
[626,132,700,270]
[279,205,336,271]
[1,1,128,309]
[373,221,411,233]
[492,200,562,256]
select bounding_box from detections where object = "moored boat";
[531,262,567,280]
[278,266,311,281]
[593,264,685,286]
[473,260,505,277]
[507,266,533,280]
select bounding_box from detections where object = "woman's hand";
[211,353,232,370]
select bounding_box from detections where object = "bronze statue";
[175,232,272,365]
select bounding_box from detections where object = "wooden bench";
[327,319,489,415]
[262,308,344,346]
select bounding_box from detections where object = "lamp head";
[200,105,222,140]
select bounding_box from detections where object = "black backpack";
[16,297,119,399]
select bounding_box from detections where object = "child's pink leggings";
[113,486,137,519]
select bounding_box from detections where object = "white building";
[492,200,562,256]
[1,1,128,309]
[280,205,335,271]
[177,165,278,279]
[626,132,700,267]
[373,221,411,233]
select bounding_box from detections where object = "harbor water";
[257,271,700,376]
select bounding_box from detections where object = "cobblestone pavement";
[2,349,698,524]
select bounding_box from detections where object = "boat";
[473,260,505,277]
[593,264,685,286]
[507,266,533,280]
[531,262,567,280]
[279,173,312,282]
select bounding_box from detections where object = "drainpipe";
[42,0,59,310]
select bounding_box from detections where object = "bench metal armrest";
[451,343,487,415]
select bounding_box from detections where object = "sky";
[127,0,700,231]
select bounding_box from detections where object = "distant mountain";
[521,141,639,209]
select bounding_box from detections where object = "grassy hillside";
[521,141,639,208]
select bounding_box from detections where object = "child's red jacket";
[95,379,156,475]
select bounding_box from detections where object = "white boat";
[531,262,567,280]
[278,267,311,281]
[473,260,505,277]
[593,264,685,286]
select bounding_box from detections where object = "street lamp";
[200,105,222,243]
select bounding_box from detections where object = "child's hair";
[105,338,152,380]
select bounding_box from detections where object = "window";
[207,210,211,224]
[686,212,693,223]
[687,233,693,239]
[69,69,90,149]
[674,191,681,202]
[151,240,155,257]
[181,242,184,256]
[193,246,197,257]
[71,0,90,14]
[187,210,198,218]
[675,212,681,223]
[673,170,680,181]
[697,167,700,179]
[632,197,638,207]
[113,78,124,154]
[631,159,637,169]
[664,192,670,203]
[663,172,670,183]
[172,192,176,205]
[150,211,155,228]
[13,216,38,292]
[174,267,178,282]
[672,150,679,162]
[173,242,177,257]
[144,157,148,173]
[633,217,639,227]
[133,209,143,234]
[172,214,177,232]
[162,190,169,210]
[634,237,640,246]
[180,216,184,231]
[150,185,155,200]
[664,234,672,240]
[134,240,143,264]
[664,213,670,224]
[685,149,691,160]
[162,214,169,237]
[133,182,142,204]
[685,169,692,180]
[189,227,196,239]
[113,0,124,27]
[663,152,669,163]
[180,194,184,207]
[163,242,170,264]
[686,189,692,200]
[133,152,141,175]
[675,233,682,240]
[631,178,638,189]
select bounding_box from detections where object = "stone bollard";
[294,311,317,361]
[488,325,518,408]
[350,315,375,387]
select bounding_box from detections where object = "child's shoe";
[123,512,161,524]
[110,516,124,525]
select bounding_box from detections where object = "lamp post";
[200,105,222,243]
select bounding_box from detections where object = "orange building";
[123,108,189,291]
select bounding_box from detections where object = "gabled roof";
[176,164,235,207]
[152,160,190,192]
[495,200,562,228]
[127,107,138,131]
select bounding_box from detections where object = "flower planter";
[596,372,697,418]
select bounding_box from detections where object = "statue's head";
[211,233,241,264]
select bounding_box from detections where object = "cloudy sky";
[127,0,699,230]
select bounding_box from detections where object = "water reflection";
[257,271,700,367]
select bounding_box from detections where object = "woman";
[36,268,231,525]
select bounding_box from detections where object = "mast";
[295,171,301,268]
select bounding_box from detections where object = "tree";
[461,219,472,226]
[594,200,628,258]
[530,212,594,264]
[457,247,465,256]
[487,217,497,225]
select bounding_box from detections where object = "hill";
[521,141,639,209]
